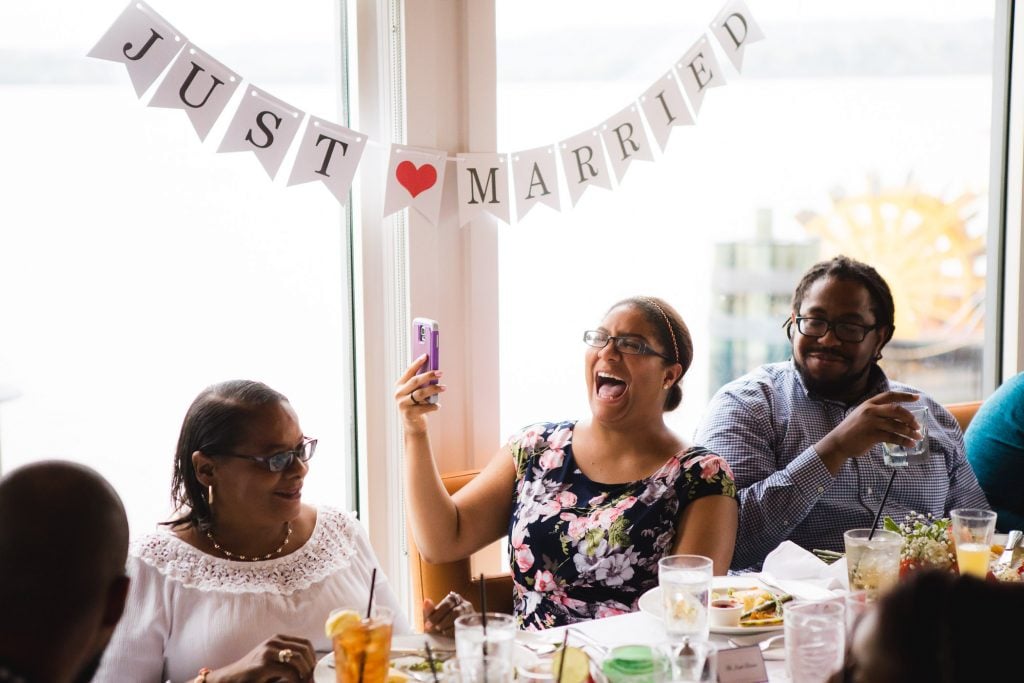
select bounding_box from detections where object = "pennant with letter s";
[217,86,304,179]
[383,145,449,226]
[87,0,186,97]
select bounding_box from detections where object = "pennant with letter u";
[710,0,766,72]
[218,86,304,179]
[148,43,241,141]
[456,154,510,226]
[87,0,186,97]
[287,117,368,205]
[383,145,448,226]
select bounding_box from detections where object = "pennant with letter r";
[600,103,654,185]
[559,129,612,208]
[87,0,186,97]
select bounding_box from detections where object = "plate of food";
[638,576,788,635]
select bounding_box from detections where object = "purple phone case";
[412,318,439,403]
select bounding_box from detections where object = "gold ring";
[278,648,295,664]
[410,392,422,405]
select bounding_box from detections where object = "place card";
[716,645,768,683]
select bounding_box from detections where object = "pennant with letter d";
[87,1,186,97]
[287,117,368,205]
[710,0,765,72]
[383,145,448,226]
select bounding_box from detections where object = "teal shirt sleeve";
[965,373,1024,532]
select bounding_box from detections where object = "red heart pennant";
[395,160,438,198]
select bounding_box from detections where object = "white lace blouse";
[95,507,410,683]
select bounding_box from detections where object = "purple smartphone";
[411,317,440,404]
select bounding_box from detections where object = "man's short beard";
[794,354,875,402]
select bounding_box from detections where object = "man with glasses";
[695,255,989,571]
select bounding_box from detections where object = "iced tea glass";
[843,529,902,596]
[331,606,394,683]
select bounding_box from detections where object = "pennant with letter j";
[87,0,186,97]
[383,145,448,226]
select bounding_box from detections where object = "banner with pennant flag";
[148,43,241,141]
[711,0,765,72]
[383,145,449,226]
[287,117,368,205]
[217,86,304,179]
[87,1,186,97]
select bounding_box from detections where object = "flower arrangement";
[882,512,957,576]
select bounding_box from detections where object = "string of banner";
[89,1,763,227]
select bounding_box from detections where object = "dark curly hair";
[607,296,693,411]
[785,255,895,342]
[164,380,288,531]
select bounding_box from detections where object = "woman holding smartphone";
[396,296,738,630]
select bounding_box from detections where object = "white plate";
[638,577,785,635]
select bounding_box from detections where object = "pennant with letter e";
[87,1,186,97]
[639,70,694,152]
[148,43,241,141]
[287,117,368,204]
[383,145,448,226]
[559,129,612,208]
[600,103,654,185]
[710,0,765,72]
[456,154,510,226]
[217,86,304,179]
[676,35,727,117]
[511,145,560,221]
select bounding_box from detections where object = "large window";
[496,0,998,439]
[0,0,356,534]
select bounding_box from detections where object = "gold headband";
[645,298,680,365]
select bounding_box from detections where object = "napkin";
[759,541,849,599]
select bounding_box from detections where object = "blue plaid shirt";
[695,361,990,571]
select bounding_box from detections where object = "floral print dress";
[508,421,737,630]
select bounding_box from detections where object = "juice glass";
[331,606,394,683]
[951,508,997,578]
[657,555,712,642]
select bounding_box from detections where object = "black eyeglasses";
[792,316,879,343]
[214,436,317,472]
[583,330,674,362]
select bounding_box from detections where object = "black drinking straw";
[868,469,898,540]
[555,631,569,683]
[478,573,489,681]
[424,641,440,683]
[358,568,378,683]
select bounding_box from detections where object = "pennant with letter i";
[383,145,448,226]
[87,1,186,97]
[287,117,368,204]
[600,103,654,185]
[710,0,765,72]
[148,43,241,141]
[639,70,694,153]
[511,145,560,221]
[217,86,304,178]
[456,154,510,226]
[676,36,726,117]
[559,129,612,208]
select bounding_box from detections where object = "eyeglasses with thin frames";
[790,315,879,343]
[582,330,674,362]
[214,436,317,472]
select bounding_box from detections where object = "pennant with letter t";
[287,117,368,205]
[710,0,765,72]
[383,145,448,226]
[148,43,241,141]
[218,86,304,178]
[87,1,186,97]
[456,154,510,226]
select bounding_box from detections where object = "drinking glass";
[454,613,516,666]
[784,602,845,683]
[657,555,713,642]
[602,645,670,683]
[843,590,876,637]
[843,529,902,596]
[444,656,512,683]
[882,406,929,467]
[950,508,997,578]
[330,606,394,683]
[660,640,717,683]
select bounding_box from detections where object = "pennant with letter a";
[511,145,560,222]
[148,43,241,141]
[287,117,368,204]
[710,0,765,72]
[600,103,654,185]
[676,35,726,117]
[383,145,448,226]
[639,70,694,153]
[87,1,186,97]
[217,86,304,179]
[559,129,612,208]
[456,154,510,226]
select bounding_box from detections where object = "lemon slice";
[325,609,362,638]
[551,646,591,683]
[387,668,411,683]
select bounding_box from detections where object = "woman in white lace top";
[94,380,412,683]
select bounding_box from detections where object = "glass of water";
[454,613,516,667]
[882,406,929,467]
[784,601,845,683]
[657,555,713,642]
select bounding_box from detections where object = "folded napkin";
[759,541,849,599]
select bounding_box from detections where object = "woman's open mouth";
[274,487,302,501]
[596,371,628,400]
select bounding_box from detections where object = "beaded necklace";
[206,523,293,561]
